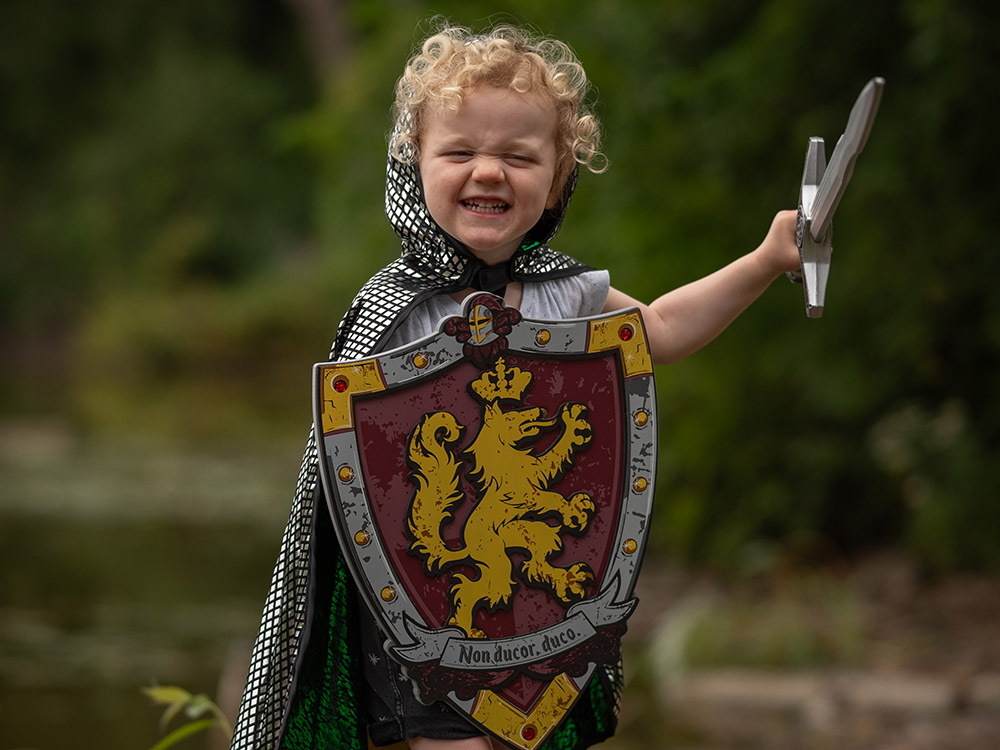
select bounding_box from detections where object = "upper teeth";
[463,200,507,213]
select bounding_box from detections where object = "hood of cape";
[386,154,580,284]
[329,155,591,361]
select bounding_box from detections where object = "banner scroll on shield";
[313,293,657,749]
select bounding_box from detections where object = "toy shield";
[313,293,657,749]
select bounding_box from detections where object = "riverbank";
[609,554,1000,749]
[3,425,999,749]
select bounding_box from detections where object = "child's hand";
[757,210,803,278]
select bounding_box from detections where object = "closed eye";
[505,154,536,165]
[441,151,473,160]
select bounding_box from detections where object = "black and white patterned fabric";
[229,153,594,750]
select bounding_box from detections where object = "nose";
[471,156,505,184]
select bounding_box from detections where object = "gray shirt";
[385,269,611,349]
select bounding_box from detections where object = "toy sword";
[789,76,884,317]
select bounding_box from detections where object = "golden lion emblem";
[406,357,596,639]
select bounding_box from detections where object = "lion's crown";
[470,358,532,404]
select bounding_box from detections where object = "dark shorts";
[359,598,483,745]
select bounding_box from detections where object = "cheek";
[419,165,447,209]
[423,162,458,195]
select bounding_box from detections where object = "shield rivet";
[618,323,635,341]
[412,352,429,369]
[633,409,649,428]
[623,538,638,555]
[354,530,371,547]
[521,725,537,741]
[632,476,648,493]
[338,465,355,483]
[380,586,397,603]
[332,375,349,393]
[534,329,551,346]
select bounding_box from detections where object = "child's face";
[419,86,559,266]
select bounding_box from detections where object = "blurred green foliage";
[2,0,998,572]
[655,575,866,672]
[143,684,232,749]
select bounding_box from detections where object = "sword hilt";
[787,77,884,319]
[787,137,832,318]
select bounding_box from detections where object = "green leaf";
[146,718,215,750]
[183,694,216,719]
[143,685,194,729]
[142,685,193,706]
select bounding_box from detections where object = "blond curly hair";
[390,24,606,193]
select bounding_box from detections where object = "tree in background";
[2,0,997,572]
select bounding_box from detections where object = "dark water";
[0,432,292,750]
[0,429,703,750]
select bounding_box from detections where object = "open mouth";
[461,199,510,214]
[518,415,558,439]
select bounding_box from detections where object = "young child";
[230,23,801,750]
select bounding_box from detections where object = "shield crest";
[314,293,657,749]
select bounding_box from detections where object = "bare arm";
[603,210,801,365]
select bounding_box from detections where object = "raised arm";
[603,210,801,365]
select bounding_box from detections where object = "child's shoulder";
[524,268,610,319]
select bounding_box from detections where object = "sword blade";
[809,77,884,240]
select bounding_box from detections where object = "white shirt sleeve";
[383,268,611,351]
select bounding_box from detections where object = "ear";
[546,170,565,210]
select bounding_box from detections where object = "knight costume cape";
[229,154,622,750]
